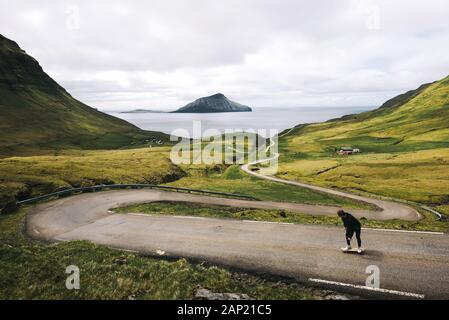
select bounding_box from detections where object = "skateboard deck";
[341,248,364,254]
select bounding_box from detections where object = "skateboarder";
[337,210,363,253]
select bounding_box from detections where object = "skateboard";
[341,248,364,254]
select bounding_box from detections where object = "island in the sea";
[172,93,252,113]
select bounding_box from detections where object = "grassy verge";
[0,145,378,213]
[0,147,185,210]
[276,148,449,206]
[0,208,331,300]
[166,165,376,210]
[273,77,449,215]
[115,201,449,232]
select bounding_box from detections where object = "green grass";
[0,148,373,215]
[276,148,449,205]
[0,34,172,157]
[282,75,449,155]
[166,165,375,210]
[4,33,448,299]
[276,75,449,214]
[0,208,328,300]
[0,147,185,210]
[0,85,172,157]
[115,201,449,232]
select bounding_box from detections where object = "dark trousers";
[346,228,362,247]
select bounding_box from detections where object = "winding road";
[24,136,449,299]
[241,163,420,221]
[26,187,449,299]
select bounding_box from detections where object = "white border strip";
[126,213,444,234]
[127,213,295,225]
[309,278,425,299]
[362,227,444,235]
[242,219,294,225]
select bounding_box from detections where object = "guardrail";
[16,184,258,205]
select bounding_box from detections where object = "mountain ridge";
[282,74,449,153]
[277,75,449,207]
[0,34,169,156]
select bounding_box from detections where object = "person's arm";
[342,217,348,228]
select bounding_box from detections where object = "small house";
[337,147,360,155]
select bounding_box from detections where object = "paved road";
[26,189,449,299]
[241,164,420,221]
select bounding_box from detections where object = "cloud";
[1,0,448,111]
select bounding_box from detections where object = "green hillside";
[276,75,449,211]
[281,75,449,154]
[0,34,169,156]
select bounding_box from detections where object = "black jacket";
[341,213,361,230]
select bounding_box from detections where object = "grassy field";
[277,148,449,204]
[115,201,449,232]
[3,33,448,300]
[0,143,375,214]
[0,147,185,210]
[0,208,331,300]
[166,165,375,210]
[274,76,449,214]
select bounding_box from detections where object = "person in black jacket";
[337,210,363,253]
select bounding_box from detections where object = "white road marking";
[127,213,294,225]
[127,212,154,217]
[126,213,444,234]
[308,278,425,299]
[242,219,293,225]
[128,213,220,221]
[362,227,444,235]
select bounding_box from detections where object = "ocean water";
[108,106,373,138]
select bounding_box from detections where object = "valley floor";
[1,139,448,299]
[276,147,449,217]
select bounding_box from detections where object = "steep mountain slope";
[282,75,449,154]
[0,34,168,156]
[276,75,449,207]
[173,93,252,113]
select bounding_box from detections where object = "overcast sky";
[1,0,448,111]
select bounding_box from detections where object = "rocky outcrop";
[173,93,252,113]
